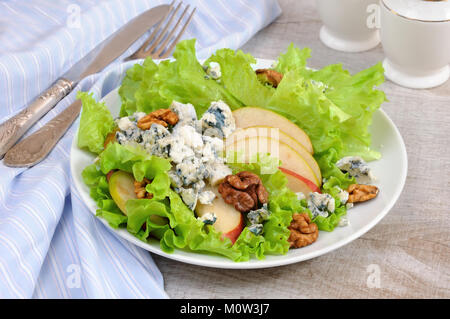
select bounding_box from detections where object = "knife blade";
[63,4,170,83]
[0,4,169,158]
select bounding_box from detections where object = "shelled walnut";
[104,128,119,149]
[105,169,117,182]
[137,108,179,130]
[255,69,283,87]
[347,184,379,203]
[288,213,319,248]
[134,178,153,199]
[218,171,268,213]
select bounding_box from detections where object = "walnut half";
[137,108,179,130]
[255,69,283,88]
[134,178,153,199]
[218,171,269,213]
[347,184,379,203]
[288,213,319,248]
[104,128,119,149]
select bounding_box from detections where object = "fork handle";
[0,78,74,159]
[3,98,82,167]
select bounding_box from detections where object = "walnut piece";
[347,184,379,203]
[288,213,319,248]
[134,178,154,199]
[255,69,283,88]
[137,108,179,130]
[104,128,119,149]
[218,171,269,213]
[106,169,117,182]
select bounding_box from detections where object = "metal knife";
[0,4,169,160]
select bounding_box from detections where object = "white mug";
[380,0,450,89]
[316,0,381,52]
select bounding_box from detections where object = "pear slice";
[109,171,136,214]
[232,107,314,154]
[195,187,244,244]
[279,167,321,195]
[226,136,320,186]
[226,126,322,183]
[108,170,166,225]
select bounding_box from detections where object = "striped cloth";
[0,0,282,298]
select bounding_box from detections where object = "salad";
[78,39,385,262]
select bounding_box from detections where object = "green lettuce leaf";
[274,43,311,74]
[77,91,115,154]
[269,44,385,163]
[206,48,275,107]
[118,39,243,117]
[118,58,159,117]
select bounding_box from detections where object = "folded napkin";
[0,0,281,298]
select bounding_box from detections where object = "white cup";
[380,0,450,89]
[316,0,381,52]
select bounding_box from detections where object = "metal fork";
[3,2,196,167]
[127,1,196,60]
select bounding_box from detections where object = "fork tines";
[129,1,196,60]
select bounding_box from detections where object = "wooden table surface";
[153,0,450,299]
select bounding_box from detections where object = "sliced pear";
[232,107,314,154]
[195,187,244,244]
[108,171,166,225]
[279,167,321,195]
[226,127,322,182]
[226,136,320,186]
[109,171,136,214]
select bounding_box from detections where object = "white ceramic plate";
[70,58,408,269]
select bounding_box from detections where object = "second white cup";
[316,0,381,52]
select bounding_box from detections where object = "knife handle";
[0,78,74,158]
[3,98,82,167]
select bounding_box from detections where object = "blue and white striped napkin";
[0,0,282,298]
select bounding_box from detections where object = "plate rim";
[70,58,408,269]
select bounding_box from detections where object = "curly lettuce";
[205,48,275,108]
[118,39,243,117]
[77,91,115,154]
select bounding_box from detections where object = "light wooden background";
[153,0,450,298]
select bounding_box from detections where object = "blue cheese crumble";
[113,100,236,209]
[247,204,270,225]
[308,192,335,218]
[170,101,198,128]
[113,100,236,210]
[115,119,171,159]
[198,190,216,205]
[197,212,217,225]
[246,204,270,236]
[117,117,133,131]
[335,186,349,205]
[336,156,375,185]
[207,162,232,186]
[175,156,208,186]
[248,224,264,236]
[204,62,222,80]
[200,100,235,139]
